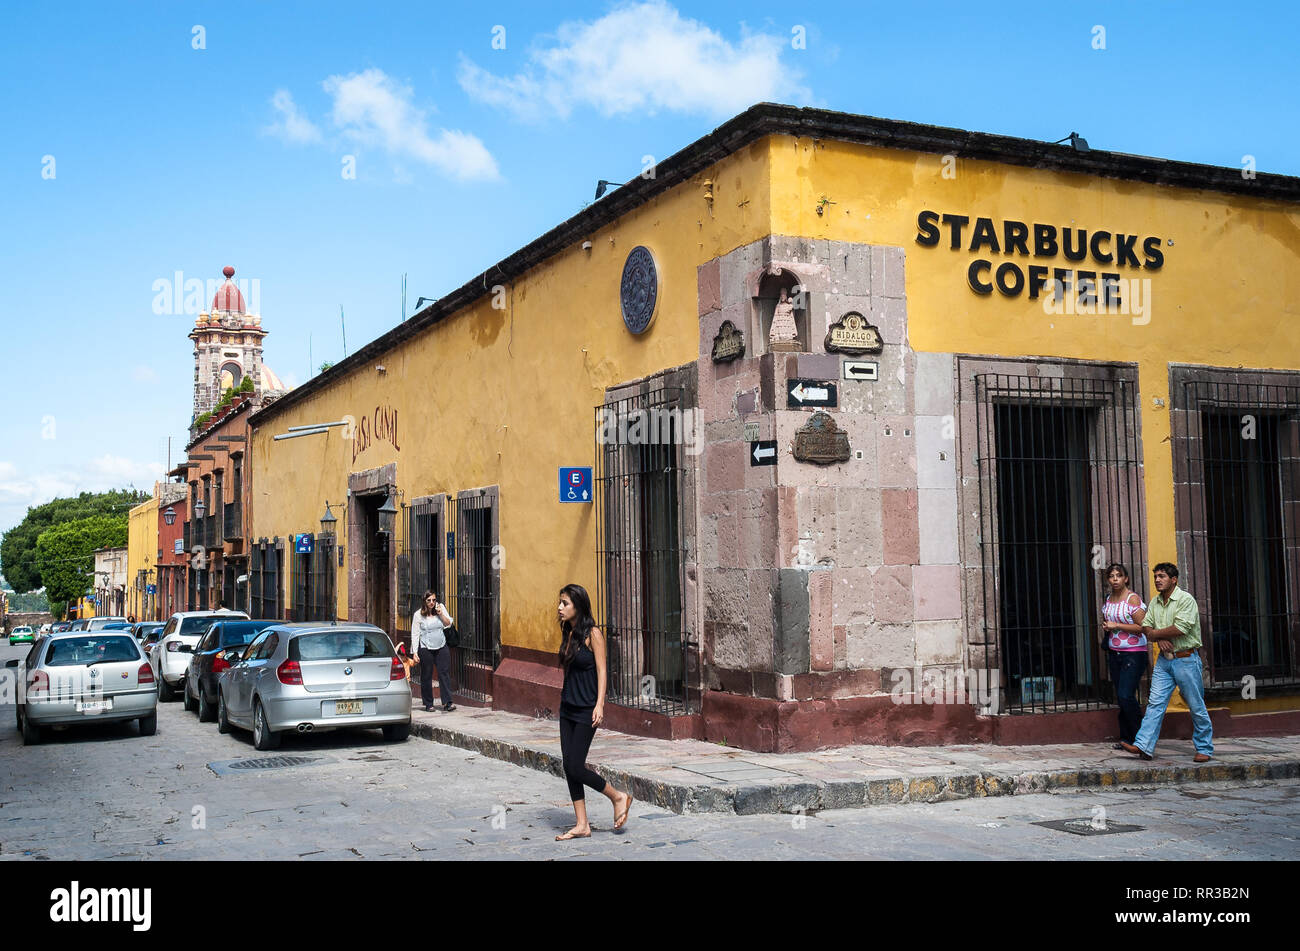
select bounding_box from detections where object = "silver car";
[217,623,411,750]
[7,632,158,744]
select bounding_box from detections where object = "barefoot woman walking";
[554,583,632,840]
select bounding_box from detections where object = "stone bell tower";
[189,266,286,423]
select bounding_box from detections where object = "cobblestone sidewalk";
[410,704,1300,815]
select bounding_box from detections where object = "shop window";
[595,384,693,715]
[1172,368,1300,688]
[964,364,1146,713]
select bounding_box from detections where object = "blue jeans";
[1133,653,1213,756]
[1107,650,1148,744]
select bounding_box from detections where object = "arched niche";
[750,266,809,355]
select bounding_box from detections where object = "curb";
[410,720,1300,815]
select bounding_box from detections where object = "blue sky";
[1,0,1296,550]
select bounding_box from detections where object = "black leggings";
[559,714,607,802]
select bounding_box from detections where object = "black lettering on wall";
[995,262,1024,296]
[1063,228,1088,262]
[1143,236,1165,270]
[916,210,941,246]
[1027,264,1050,300]
[1089,230,1113,264]
[1003,220,1030,256]
[967,259,993,295]
[970,217,1001,254]
[1100,272,1122,308]
[1115,233,1141,268]
[942,213,970,250]
[1034,223,1058,257]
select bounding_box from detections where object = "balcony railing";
[206,514,220,549]
[224,502,242,541]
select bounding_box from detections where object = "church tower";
[190,266,287,425]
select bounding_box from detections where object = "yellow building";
[127,490,160,621]
[247,104,1300,750]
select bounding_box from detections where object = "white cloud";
[131,365,159,384]
[458,1,811,120]
[265,89,323,144]
[0,457,165,535]
[322,69,499,181]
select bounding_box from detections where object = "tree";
[35,514,128,608]
[0,489,146,594]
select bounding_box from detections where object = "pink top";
[1103,593,1148,651]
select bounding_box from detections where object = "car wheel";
[20,711,41,745]
[252,700,280,751]
[138,712,157,736]
[157,673,174,702]
[183,678,198,713]
[198,687,215,722]
[217,690,231,735]
[383,722,410,742]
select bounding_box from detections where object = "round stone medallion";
[620,245,658,334]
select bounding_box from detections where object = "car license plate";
[335,700,363,715]
[77,699,113,713]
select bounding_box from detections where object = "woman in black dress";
[554,583,633,840]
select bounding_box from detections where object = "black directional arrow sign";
[786,378,837,408]
[750,440,778,466]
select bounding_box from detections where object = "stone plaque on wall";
[711,320,745,362]
[792,411,851,465]
[825,311,883,355]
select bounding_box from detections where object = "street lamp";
[320,501,338,536]
[163,506,177,525]
[377,490,398,536]
[194,499,206,520]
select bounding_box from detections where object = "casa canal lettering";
[351,403,402,465]
[914,209,1167,307]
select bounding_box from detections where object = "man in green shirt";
[1120,563,1213,762]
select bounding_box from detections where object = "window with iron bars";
[249,539,283,619]
[594,385,696,716]
[1172,368,1300,690]
[967,365,1146,714]
[292,534,336,622]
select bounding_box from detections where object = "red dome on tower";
[211,266,246,313]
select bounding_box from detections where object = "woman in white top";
[412,590,456,712]
[1100,564,1147,749]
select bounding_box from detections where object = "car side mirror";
[178,645,194,653]
[5,659,18,668]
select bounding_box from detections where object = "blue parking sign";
[559,467,592,503]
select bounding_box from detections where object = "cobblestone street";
[3,643,1298,861]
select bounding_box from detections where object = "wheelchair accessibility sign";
[559,467,592,503]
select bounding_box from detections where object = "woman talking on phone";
[412,590,456,712]
[554,583,632,840]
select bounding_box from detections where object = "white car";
[154,610,249,701]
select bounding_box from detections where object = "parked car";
[218,623,411,750]
[9,626,35,644]
[85,616,128,631]
[39,624,53,635]
[7,631,157,744]
[183,619,280,721]
[131,622,164,643]
[67,619,89,631]
[154,610,249,701]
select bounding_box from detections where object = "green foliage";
[319,361,334,373]
[0,489,146,594]
[35,514,128,606]
[194,410,213,430]
[238,376,255,394]
[215,386,235,411]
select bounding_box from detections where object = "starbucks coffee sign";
[825,312,883,355]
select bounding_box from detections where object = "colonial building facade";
[243,104,1300,750]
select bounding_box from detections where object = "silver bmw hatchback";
[217,623,412,750]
